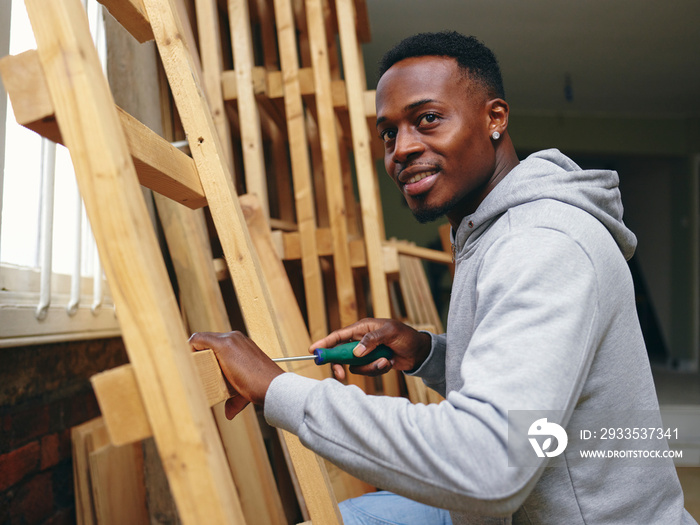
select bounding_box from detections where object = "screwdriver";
[273,341,393,366]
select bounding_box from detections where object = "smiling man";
[190,32,695,524]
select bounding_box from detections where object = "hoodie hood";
[456,149,637,260]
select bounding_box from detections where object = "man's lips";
[397,166,440,196]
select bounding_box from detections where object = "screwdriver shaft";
[272,354,318,363]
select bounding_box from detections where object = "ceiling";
[361,0,700,119]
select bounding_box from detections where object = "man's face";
[375,56,497,224]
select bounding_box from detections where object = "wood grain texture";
[305,0,359,329]
[273,0,328,341]
[228,0,270,219]
[25,0,245,522]
[194,0,235,176]
[142,0,342,520]
[89,441,149,525]
[0,50,206,208]
[98,0,154,43]
[154,195,288,525]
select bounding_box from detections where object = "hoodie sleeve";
[265,226,600,516]
[405,331,448,397]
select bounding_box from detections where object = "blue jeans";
[339,491,453,525]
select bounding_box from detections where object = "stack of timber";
[0,0,454,522]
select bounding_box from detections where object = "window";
[0,0,120,347]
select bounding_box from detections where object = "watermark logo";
[528,418,568,458]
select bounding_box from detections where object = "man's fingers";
[331,363,346,381]
[188,331,214,351]
[348,357,392,377]
[224,396,250,420]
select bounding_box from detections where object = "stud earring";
[491,131,501,140]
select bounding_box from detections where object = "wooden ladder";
[2,0,342,522]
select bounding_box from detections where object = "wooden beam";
[143,0,342,519]
[25,0,246,521]
[92,350,234,446]
[385,241,454,265]
[240,194,374,502]
[273,0,328,340]
[305,0,359,329]
[152,193,288,525]
[0,50,207,209]
[221,66,348,108]
[194,0,235,175]
[98,0,154,43]
[280,228,366,267]
[228,0,270,219]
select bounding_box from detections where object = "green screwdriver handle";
[314,342,393,366]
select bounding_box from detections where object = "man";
[190,32,695,524]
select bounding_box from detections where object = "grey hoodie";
[266,149,695,524]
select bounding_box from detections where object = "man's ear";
[487,98,509,137]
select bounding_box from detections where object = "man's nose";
[392,130,424,164]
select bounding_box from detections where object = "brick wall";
[0,338,128,525]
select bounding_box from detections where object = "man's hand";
[310,318,432,381]
[189,331,284,420]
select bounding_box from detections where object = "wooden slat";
[240,194,374,502]
[305,0,359,329]
[385,240,453,265]
[88,441,149,525]
[24,0,246,522]
[273,0,328,341]
[334,0,390,318]
[221,66,349,108]
[228,0,270,219]
[142,0,342,520]
[0,50,207,209]
[72,417,106,525]
[98,0,154,43]
[335,0,400,397]
[92,350,232,445]
[195,0,235,175]
[153,196,288,525]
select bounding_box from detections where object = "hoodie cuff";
[264,373,319,434]
[405,331,447,384]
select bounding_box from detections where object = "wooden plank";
[273,0,328,341]
[305,0,359,329]
[153,196,288,525]
[335,0,400,397]
[222,66,348,108]
[240,194,374,501]
[0,51,207,209]
[385,240,453,265]
[92,351,235,444]
[228,0,270,219]
[281,229,367,267]
[334,0,390,318]
[194,0,235,176]
[88,441,149,525]
[24,0,246,522]
[98,0,154,43]
[142,0,342,520]
[72,417,106,525]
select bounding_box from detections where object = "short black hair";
[378,31,505,100]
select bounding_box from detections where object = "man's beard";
[410,194,460,224]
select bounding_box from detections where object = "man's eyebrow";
[376,98,437,128]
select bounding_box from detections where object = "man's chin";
[412,206,448,224]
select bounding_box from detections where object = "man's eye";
[419,113,439,125]
[380,129,396,142]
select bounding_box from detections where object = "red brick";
[9,405,50,448]
[13,472,53,525]
[0,441,40,491]
[44,508,75,525]
[40,434,59,470]
[57,429,72,462]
